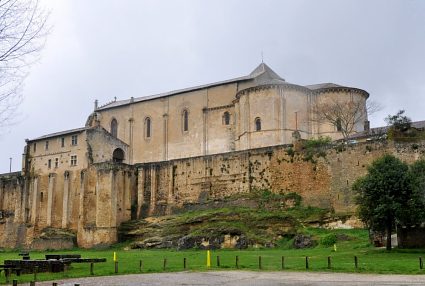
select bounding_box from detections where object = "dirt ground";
[35,270,425,286]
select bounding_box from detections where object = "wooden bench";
[0,265,22,283]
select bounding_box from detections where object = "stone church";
[0,63,370,248]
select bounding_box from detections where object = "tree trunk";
[386,219,392,251]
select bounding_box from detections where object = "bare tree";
[0,0,49,126]
[311,97,381,141]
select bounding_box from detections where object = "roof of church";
[96,63,367,111]
[28,127,88,142]
[97,63,285,111]
[306,83,344,90]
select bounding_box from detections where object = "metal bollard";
[34,266,39,281]
[114,261,118,274]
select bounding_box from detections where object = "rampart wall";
[1,140,424,248]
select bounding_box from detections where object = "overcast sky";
[1,0,424,173]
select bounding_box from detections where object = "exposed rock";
[293,234,316,249]
[177,235,197,250]
[235,235,249,249]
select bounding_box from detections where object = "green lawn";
[1,229,425,284]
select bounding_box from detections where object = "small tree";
[385,110,411,133]
[405,160,425,224]
[311,98,380,141]
[353,154,412,251]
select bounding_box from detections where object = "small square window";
[71,135,78,146]
[70,155,77,166]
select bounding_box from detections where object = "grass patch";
[2,232,425,285]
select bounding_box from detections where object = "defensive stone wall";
[1,140,424,249]
[136,140,425,216]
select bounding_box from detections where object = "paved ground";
[35,271,425,286]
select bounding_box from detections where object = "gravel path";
[34,271,425,286]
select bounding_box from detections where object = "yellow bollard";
[113,251,117,262]
[207,250,211,268]
[333,244,337,252]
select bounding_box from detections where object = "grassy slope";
[120,190,330,248]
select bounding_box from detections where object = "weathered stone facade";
[0,63,382,248]
[2,138,424,248]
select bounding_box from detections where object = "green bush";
[320,233,337,247]
[286,147,295,157]
[304,136,332,149]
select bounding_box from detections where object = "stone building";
[1,63,372,248]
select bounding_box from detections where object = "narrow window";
[183,110,189,132]
[111,118,118,137]
[112,148,125,163]
[70,155,77,166]
[40,192,44,202]
[145,117,151,138]
[33,143,37,152]
[71,135,78,146]
[255,117,261,131]
[223,112,230,125]
[45,141,49,150]
[336,118,342,132]
[55,158,59,168]
[48,159,52,169]
[61,137,65,147]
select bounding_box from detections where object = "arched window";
[335,118,342,132]
[182,109,189,132]
[145,117,152,138]
[223,111,230,125]
[112,148,125,163]
[111,118,118,137]
[255,117,261,131]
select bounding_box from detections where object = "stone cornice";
[203,104,234,112]
[235,83,311,100]
[312,87,369,99]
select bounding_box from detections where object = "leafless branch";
[311,97,381,140]
[0,0,50,128]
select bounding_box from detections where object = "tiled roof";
[349,120,425,139]
[28,127,87,142]
[97,63,285,111]
[306,83,344,90]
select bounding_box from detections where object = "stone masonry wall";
[137,140,425,216]
[1,140,425,249]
